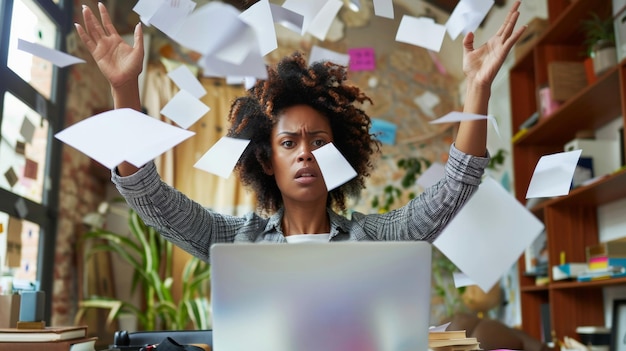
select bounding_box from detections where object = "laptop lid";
[210,241,432,351]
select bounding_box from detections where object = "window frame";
[0,0,71,322]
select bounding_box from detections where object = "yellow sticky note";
[0,222,3,234]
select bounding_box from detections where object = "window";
[0,0,70,321]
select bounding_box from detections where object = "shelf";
[514,64,621,146]
[520,284,549,293]
[534,169,626,208]
[539,1,612,46]
[551,276,626,290]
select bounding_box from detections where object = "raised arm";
[75,2,144,175]
[456,1,526,156]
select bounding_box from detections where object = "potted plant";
[582,12,617,76]
[75,202,212,331]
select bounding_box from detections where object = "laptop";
[210,241,433,351]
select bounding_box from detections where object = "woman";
[75,2,526,261]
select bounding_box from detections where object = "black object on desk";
[111,329,213,350]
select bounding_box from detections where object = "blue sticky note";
[371,118,397,145]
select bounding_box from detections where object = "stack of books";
[578,239,626,282]
[429,329,481,351]
[0,325,96,351]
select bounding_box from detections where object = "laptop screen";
[210,241,432,351]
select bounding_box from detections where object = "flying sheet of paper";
[430,111,500,137]
[171,2,249,58]
[17,39,85,67]
[446,0,495,40]
[200,49,268,79]
[416,162,445,189]
[132,0,163,25]
[239,0,278,56]
[413,91,440,119]
[526,149,582,199]
[433,176,544,292]
[269,3,304,34]
[54,108,195,169]
[312,143,357,191]
[282,0,343,41]
[429,322,451,332]
[168,64,207,99]
[453,272,477,288]
[148,0,196,37]
[373,0,394,19]
[309,45,350,67]
[395,16,446,53]
[160,90,210,129]
[194,137,251,179]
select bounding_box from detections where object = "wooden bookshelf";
[509,0,626,343]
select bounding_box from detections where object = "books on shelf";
[0,336,97,351]
[0,325,87,342]
[429,329,481,351]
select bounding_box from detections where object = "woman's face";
[268,104,334,206]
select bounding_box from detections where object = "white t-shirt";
[285,233,330,244]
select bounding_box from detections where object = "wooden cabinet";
[509,0,626,342]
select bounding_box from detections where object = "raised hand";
[75,2,144,90]
[462,1,526,88]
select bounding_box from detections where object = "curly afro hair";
[226,52,381,214]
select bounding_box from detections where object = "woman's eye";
[313,139,327,147]
[282,140,294,148]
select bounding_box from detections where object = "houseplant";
[582,12,617,76]
[75,202,212,331]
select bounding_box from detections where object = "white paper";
[160,89,210,129]
[200,49,268,80]
[240,0,278,56]
[307,0,343,41]
[434,176,544,292]
[312,143,357,191]
[452,272,477,288]
[309,45,350,67]
[373,0,394,19]
[194,137,251,179]
[395,16,446,53]
[416,162,445,189]
[168,64,207,99]
[446,0,494,40]
[269,3,304,34]
[429,322,451,332]
[526,149,582,199]
[171,2,247,57]
[282,0,342,40]
[413,91,440,119]
[149,0,196,37]
[133,0,165,25]
[54,108,194,169]
[17,39,85,67]
[429,111,499,136]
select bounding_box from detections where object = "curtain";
[142,64,256,308]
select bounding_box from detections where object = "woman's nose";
[297,145,314,162]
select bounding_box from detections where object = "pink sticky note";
[348,47,375,71]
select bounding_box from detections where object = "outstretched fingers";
[81,5,106,42]
[97,2,119,37]
[74,22,96,52]
[495,0,521,40]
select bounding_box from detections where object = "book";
[0,336,97,351]
[587,239,626,258]
[429,337,480,348]
[429,330,468,340]
[0,326,87,342]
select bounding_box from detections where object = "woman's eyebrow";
[276,130,331,137]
